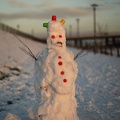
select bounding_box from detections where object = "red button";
[61,71,64,75]
[63,79,67,83]
[58,56,62,59]
[58,62,62,66]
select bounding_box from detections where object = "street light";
[91,4,98,43]
[31,29,34,36]
[0,20,1,30]
[69,25,72,37]
[76,18,80,38]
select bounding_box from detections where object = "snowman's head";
[43,15,66,51]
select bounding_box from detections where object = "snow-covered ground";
[0,30,120,120]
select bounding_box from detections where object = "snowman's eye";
[59,35,62,38]
[51,35,55,39]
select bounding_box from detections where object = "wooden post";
[117,46,120,57]
[112,37,115,46]
[0,22,1,30]
[100,45,103,54]
[93,45,96,54]
[110,46,113,56]
[2,24,5,31]
[104,46,107,54]
[85,42,88,49]
[105,37,109,46]
[75,39,78,48]
[80,39,82,47]
[6,25,8,32]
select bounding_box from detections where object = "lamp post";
[31,29,34,37]
[76,18,80,38]
[69,25,72,37]
[75,18,80,47]
[91,4,98,43]
[0,20,1,30]
[91,4,98,53]
[17,24,20,31]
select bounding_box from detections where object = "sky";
[0,0,120,38]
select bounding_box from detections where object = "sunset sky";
[0,0,120,38]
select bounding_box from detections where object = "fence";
[67,36,120,57]
[0,22,46,43]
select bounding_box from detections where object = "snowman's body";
[35,16,79,120]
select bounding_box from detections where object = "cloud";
[41,7,91,18]
[9,0,32,7]
[86,0,120,8]
[2,0,119,20]
[85,0,120,11]
[9,0,55,8]
[0,6,91,20]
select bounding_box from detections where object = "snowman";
[34,15,79,120]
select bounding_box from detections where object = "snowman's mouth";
[53,41,63,47]
[57,42,62,46]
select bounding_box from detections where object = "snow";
[0,30,120,120]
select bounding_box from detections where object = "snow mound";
[5,113,21,120]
